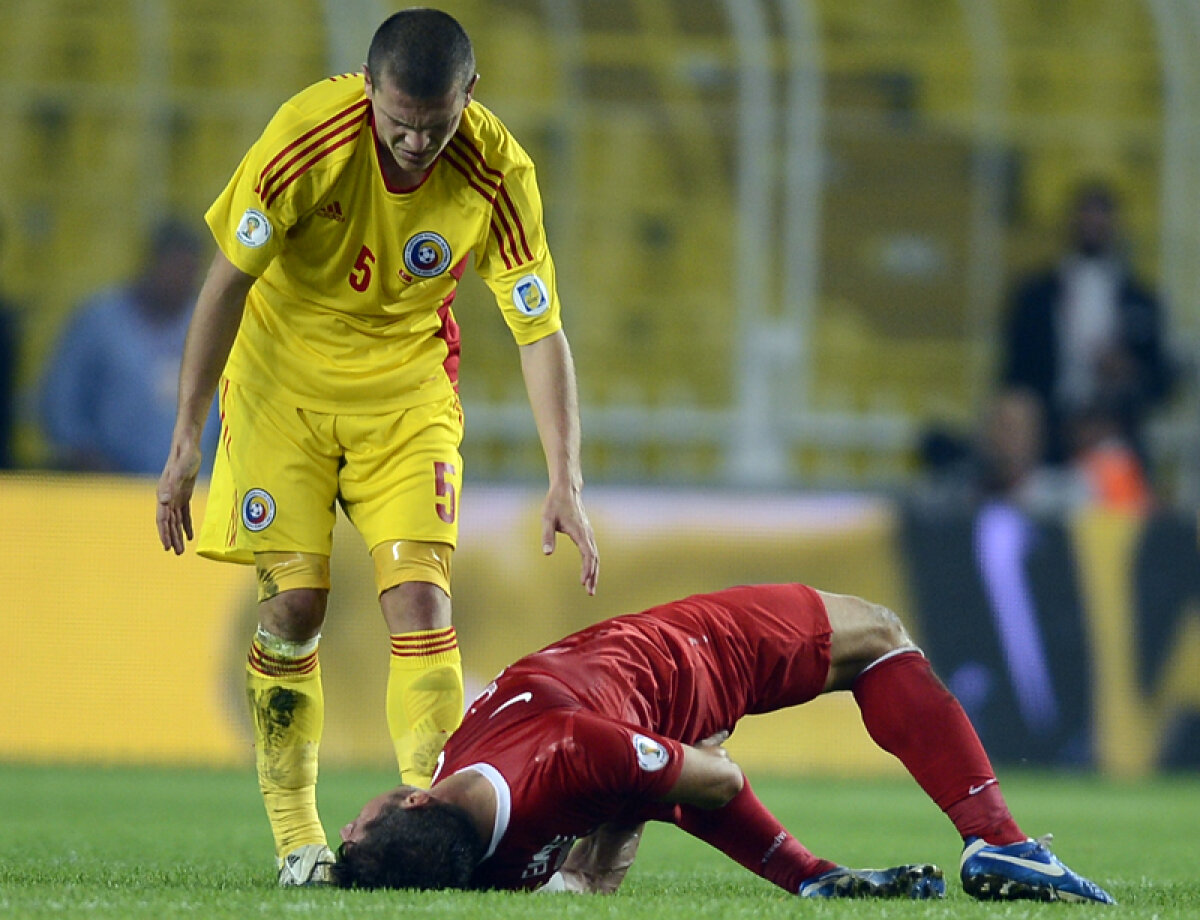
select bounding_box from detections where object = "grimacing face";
[363,67,477,181]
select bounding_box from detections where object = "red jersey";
[432,583,832,890]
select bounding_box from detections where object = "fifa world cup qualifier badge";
[242,488,276,532]
[236,208,273,248]
[632,733,669,772]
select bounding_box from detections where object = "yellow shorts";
[198,378,464,566]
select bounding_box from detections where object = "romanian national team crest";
[235,208,273,248]
[241,488,276,532]
[631,733,669,772]
[512,273,550,316]
[403,231,452,278]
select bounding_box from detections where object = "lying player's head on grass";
[332,785,485,890]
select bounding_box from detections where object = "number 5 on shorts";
[434,461,457,524]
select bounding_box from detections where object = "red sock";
[671,777,836,893]
[853,650,1024,845]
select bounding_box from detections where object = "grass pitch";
[0,763,1196,918]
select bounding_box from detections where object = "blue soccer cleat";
[798,863,946,899]
[960,835,1115,904]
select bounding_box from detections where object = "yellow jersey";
[206,72,563,413]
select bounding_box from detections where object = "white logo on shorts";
[241,488,276,532]
[235,208,273,248]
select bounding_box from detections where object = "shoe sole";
[826,864,945,899]
[963,871,1096,903]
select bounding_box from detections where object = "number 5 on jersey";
[349,244,375,292]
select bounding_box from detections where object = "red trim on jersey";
[488,221,514,271]
[262,127,362,209]
[498,184,535,263]
[451,136,535,265]
[255,99,369,199]
[451,133,505,182]
[445,138,501,195]
[441,149,500,203]
[437,284,463,391]
[444,137,534,268]
[490,205,525,269]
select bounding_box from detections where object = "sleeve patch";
[235,208,274,248]
[631,733,670,772]
[512,273,550,316]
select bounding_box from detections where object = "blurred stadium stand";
[2,0,1198,497]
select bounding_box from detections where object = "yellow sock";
[246,627,326,858]
[387,626,464,787]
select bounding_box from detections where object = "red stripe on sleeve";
[255,99,369,196]
[497,183,535,263]
[259,116,364,206]
[451,134,505,182]
[263,130,360,209]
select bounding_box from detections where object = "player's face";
[364,68,476,180]
[340,785,421,844]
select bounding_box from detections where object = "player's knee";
[372,540,453,597]
[259,587,328,641]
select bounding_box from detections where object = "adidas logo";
[316,201,345,222]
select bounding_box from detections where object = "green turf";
[0,763,1195,918]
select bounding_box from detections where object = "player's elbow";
[679,760,745,809]
[704,764,745,809]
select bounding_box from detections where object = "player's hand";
[698,730,731,754]
[156,433,202,555]
[541,483,599,595]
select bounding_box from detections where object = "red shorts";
[516,583,833,743]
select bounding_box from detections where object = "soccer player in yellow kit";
[155,8,598,886]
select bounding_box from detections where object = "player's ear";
[464,73,479,103]
[362,64,374,95]
[401,789,435,809]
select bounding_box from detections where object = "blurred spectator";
[1064,401,1153,514]
[913,389,1088,516]
[0,215,19,469]
[975,387,1090,515]
[999,180,1175,471]
[38,218,218,475]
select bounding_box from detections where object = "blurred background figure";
[974,387,1090,516]
[998,181,1176,476]
[0,214,20,470]
[38,218,217,475]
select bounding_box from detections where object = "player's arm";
[518,329,599,595]
[156,250,257,554]
[544,821,646,894]
[660,732,743,809]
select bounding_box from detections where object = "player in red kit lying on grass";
[333,583,1114,903]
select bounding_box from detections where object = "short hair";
[366,8,475,99]
[332,799,484,890]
